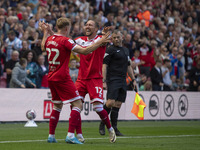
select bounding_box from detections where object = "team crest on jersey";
[104,53,109,58]
[75,90,79,96]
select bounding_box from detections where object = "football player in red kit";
[40,18,111,144]
[74,20,116,143]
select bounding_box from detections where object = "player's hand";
[102,26,111,35]
[101,31,111,43]
[38,20,46,31]
[39,21,52,33]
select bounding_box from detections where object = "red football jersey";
[75,35,106,79]
[45,34,77,81]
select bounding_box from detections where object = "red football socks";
[49,108,61,134]
[68,107,81,133]
[97,109,112,129]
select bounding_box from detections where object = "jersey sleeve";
[64,38,77,51]
[103,46,114,65]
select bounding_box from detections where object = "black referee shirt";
[103,45,130,81]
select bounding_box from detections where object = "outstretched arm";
[73,32,111,55]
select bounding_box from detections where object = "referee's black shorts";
[106,79,127,103]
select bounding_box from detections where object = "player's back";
[75,35,106,80]
[45,34,76,81]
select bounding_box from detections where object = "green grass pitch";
[0,121,200,150]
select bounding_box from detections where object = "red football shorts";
[75,78,104,104]
[48,80,82,104]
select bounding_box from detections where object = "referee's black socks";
[111,107,120,129]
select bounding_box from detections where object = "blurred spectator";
[156,32,164,47]
[160,45,169,60]
[10,58,36,88]
[131,49,145,70]
[123,33,132,57]
[66,4,77,21]
[183,37,193,72]
[138,37,152,77]
[192,44,200,67]
[137,5,151,27]
[28,0,39,15]
[143,80,152,91]
[110,0,121,17]
[5,50,19,87]
[0,40,6,77]
[150,59,164,91]
[36,54,48,88]
[69,51,80,68]
[104,13,115,29]
[171,75,178,91]
[161,58,172,91]
[19,40,30,58]
[169,47,183,79]
[138,74,148,91]
[26,27,39,49]
[4,30,22,61]
[188,60,200,91]
[0,15,9,41]
[77,0,89,20]
[178,48,186,81]
[32,37,43,56]
[20,11,29,30]
[45,12,56,27]
[95,0,107,12]
[104,0,112,17]
[23,50,38,86]
[69,59,79,83]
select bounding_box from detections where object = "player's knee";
[93,104,103,112]
[114,101,122,108]
[71,99,83,110]
[54,103,63,110]
[106,99,115,107]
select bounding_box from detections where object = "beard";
[85,31,93,37]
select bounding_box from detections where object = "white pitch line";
[0,135,200,144]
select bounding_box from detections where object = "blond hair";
[56,17,71,30]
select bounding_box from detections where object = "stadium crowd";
[0,0,200,91]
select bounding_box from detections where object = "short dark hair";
[8,30,16,36]
[112,30,122,35]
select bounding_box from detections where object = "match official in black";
[99,30,137,136]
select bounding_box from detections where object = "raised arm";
[39,21,54,51]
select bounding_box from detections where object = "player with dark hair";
[99,30,137,136]
[40,18,111,144]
